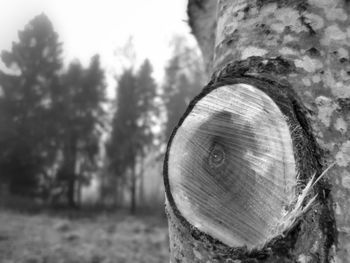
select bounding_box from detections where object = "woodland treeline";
[0,14,205,211]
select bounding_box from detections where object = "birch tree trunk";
[164,0,350,262]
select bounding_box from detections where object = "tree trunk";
[164,0,350,262]
[64,135,77,208]
[138,154,145,207]
[67,171,76,208]
[116,176,124,207]
[130,163,137,214]
[76,173,82,207]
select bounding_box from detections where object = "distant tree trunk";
[164,0,350,262]
[112,176,119,207]
[66,173,76,208]
[76,174,82,207]
[138,154,145,207]
[116,176,123,207]
[64,135,77,208]
[130,162,137,214]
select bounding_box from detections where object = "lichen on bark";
[164,0,350,262]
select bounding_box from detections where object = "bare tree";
[164,0,350,262]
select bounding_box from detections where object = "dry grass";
[0,210,169,263]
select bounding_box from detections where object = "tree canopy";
[0,13,205,211]
[0,14,106,207]
[106,59,158,212]
[0,14,63,195]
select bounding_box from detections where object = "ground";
[0,210,169,263]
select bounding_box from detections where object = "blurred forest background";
[0,12,205,263]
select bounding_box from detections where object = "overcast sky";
[0,0,197,97]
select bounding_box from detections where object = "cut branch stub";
[166,83,297,249]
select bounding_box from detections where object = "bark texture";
[165,0,350,262]
[210,1,349,262]
[187,0,217,73]
[165,74,335,262]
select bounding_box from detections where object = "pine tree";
[0,14,62,195]
[53,56,106,207]
[107,69,138,211]
[107,60,158,212]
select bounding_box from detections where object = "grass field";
[0,210,169,263]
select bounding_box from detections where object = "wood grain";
[167,83,296,248]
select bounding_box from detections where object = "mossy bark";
[164,0,350,262]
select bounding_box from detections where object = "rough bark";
[187,0,217,73]
[164,0,350,262]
